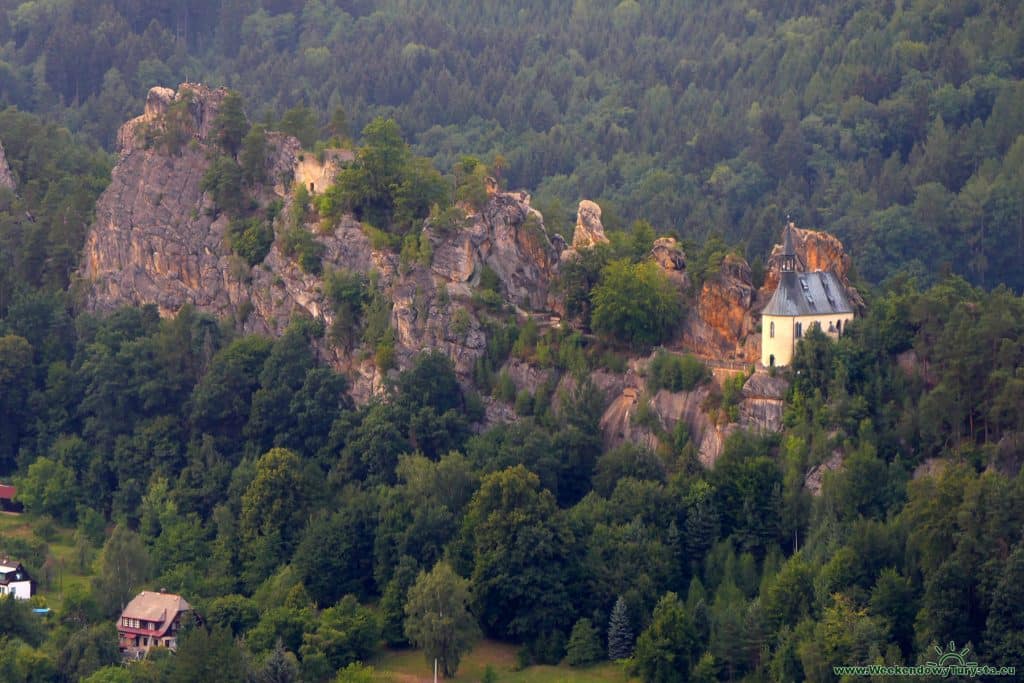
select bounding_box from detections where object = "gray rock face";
[0,139,16,191]
[82,83,562,403]
[739,371,789,433]
[116,84,229,152]
[430,192,560,311]
[83,142,227,316]
[597,365,734,467]
[805,450,844,495]
[651,236,689,290]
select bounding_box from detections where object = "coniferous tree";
[255,640,299,683]
[214,91,249,156]
[240,124,268,186]
[169,625,249,683]
[608,596,634,660]
[985,545,1024,667]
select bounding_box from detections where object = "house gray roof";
[761,270,854,316]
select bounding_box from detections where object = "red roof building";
[0,484,21,512]
[117,591,192,657]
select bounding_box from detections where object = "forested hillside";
[0,0,1023,289]
[0,1,1023,683]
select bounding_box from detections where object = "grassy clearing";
[371,639,637,682]
[0,512,97,609]
[0,511,35,537]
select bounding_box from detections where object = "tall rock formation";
[82,84,561,401]
[84,84,262,318]
[571,199,608,250]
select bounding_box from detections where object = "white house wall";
[2,580,32,599]
[762,312,854,367]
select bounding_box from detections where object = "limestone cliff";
[83,84,561,401]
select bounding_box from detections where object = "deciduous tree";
[403,561,480,678]
[591,259,682,349]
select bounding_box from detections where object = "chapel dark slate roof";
[761,270,854,316]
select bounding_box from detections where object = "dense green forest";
[0,0,1023,289]
[0,1,1024,682]
[0,108,1022,680]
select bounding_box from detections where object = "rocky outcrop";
[83,84,562,402]
[116,84,229,152]
[85,85,298,321]
[0,139,16,191]
[429,191,560,311]
[115,86,175,150]
[678,224,861,363]
[805,450,844,495]
[596,352,740,467]
[556,369,629,415]
[739,372,789,432]
[294,148,354,195]
[651,237,689,289]
[598,383,738,467]
[502,358,554,395]
[571,199,608,250]
[599,386,658,452]
[82,91,866,459]
[681,254,760,362]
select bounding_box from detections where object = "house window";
[769,321,775,338]
[795,322,803,338]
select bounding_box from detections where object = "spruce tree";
[607,596,634,660]
[214,91,249,156]
[256,640,299,683]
